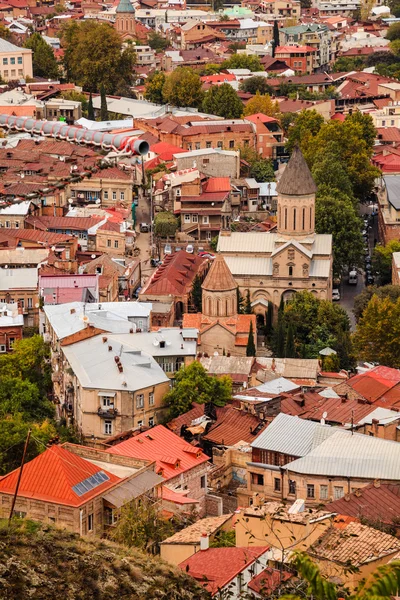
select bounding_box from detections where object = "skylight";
[72,471,110,496]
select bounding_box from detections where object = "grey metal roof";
[0,38,30,53]
[384,175,400,210]
[102,470,163,508]
[224,256,272,276]
[284,430,400,480]
[251,413,339,456]
[218,232,332,257]
[309,260,331,278]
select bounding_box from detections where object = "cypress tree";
[246,321,256,357]
[272,21,280,58]
[284,322,296,358]
[191,274,202,312]
[245,289,252,314]
[100,85,108,122]
[237,287,245,314]
[88,92,95,120]
[275,318,285,357]
[265,302,273,337]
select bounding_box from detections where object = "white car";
[332,289,341,301]
[164,244,172,255]
[186,244,194,254]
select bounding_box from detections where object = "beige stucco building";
[0,38,32,81]
[218,147,333,318]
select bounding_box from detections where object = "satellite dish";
[4,265,8,269]
[322,411,328,419]
[68,199,73,204]
[51,246,56,251]
[80,315,89,323]
[91,254,96,259]
[35,303,40,308]
[95,199,101,204]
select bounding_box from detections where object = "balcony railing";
[98,406,118,418]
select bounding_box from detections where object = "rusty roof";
[203,406,267,446]
[325,483,400,525]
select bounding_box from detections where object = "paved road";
[134,187,154,289]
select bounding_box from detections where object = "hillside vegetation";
[0,520,210,600]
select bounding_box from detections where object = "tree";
[88,92,94,120]
[154,211,178,238]
[246,321,256,357]
[202,83,243,119]
[372,240,400,285]
[353,284,400,322]
[265,301,273,338]
[386,22,400,40]
[284,322,296,358]
[275,317,285,357]
[100,85,108,121]
[237,287,245,314]
[222,54,263,72]
[272,20,280,57]
[250,158,275,183]
[148,31,169,51]
[286,109,324,153]
[332,55,366,72]
[312,155,354,200]
[315,193,364,276]
[201,63,223,75]
[144,71,166,104]
[62,21,135,93]
[0,24,12,41]
[346,111,376,151]
[245,289,252,314]
[210,235,219,252]
[279,112,297,135]
[240,76,274,95]
[113,496,174,552]
[163,361,232,418]
[191,274,202,312]
[24,33,59,80]
[243,91,280,118]
[162,67,203,108]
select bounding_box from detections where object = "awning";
[102,470,164,508]
[97,391,116,397]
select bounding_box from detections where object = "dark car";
[140,223,150,233]
[366,274,374,286]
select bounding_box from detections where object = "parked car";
[366,273,375,286]
[175,247,182,252]
[362,229,369,237]
[150,258,162,268]
[164,243,172,255]
[348,270,358,285]
[199,253,215,260]
[140,223,150,233]
[186,244,194,254]
[332,289,341,301]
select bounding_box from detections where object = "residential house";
[42,97,82,125]
[258,0,300,20]
[275,45,316,74]
[0,37,32,81]
[68,167,133,208]
[106,424,210,515]
[0,301,23,352]
[244,113,286,161]
[39,274,99,305]
[317,0,360,16]
[279,23,332,70]
[0,442,164,536]
[160,513,234,565]
[0,200,37,229]
[179,21,225,50]
[377,175,400,243]
[336,365,400,409]
[179,544,270,598]
[199,354,258,389]
[0,266,39,326]
[81,254,141,300]
[174,149,240,179]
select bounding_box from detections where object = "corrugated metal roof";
[102,470,163,508]
[251,413,338,456]
[218,232,276,254]
[325,483,400,524]
[285,430,400,480]
[224,256,272,276]
[309,260,331,277]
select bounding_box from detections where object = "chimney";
[200,533,209,551]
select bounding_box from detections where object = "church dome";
[276,146,317,196]
[202,254,237,292]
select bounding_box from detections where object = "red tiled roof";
[202,177,231,193]
[1,229,74,244]
[25,215,102,231]
[376,127,400,143]
[245,113,278,124]
[200,73,236,84]
[331,112,345,121]
[203,406,267,446]
[325,483,400,524]
[248,568,292,595]
[141,251,207,296]
[179,547,269,595]
[106,425,209,480]
[150,141,185,161]
[276,45,316,53]
[161,486,199,505]
[347,366,400,405]
[0,444,119,507]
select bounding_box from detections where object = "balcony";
[98,406,118,418]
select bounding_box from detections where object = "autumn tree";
[61,21,135,92]
[144,71,166,104]
[162,67,203,108]
[286,109,324,153]
[147,31,168,51]
[163,361,232,418]
[222,53,263,71]
[353,284,400,322]
[240,76,274,95]
[202,83,243,119]
[24,33,59,80]
[243,91,280,117]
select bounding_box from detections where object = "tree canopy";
[162,67,203,108]
[24,33,59,80]
[243,91,280,117]
[147,31,169,51]
[163,361,232,418]
[61,21,135,93]
[153,211,178,238]
[221,53,263,71]
[144,71,166,104]
[240,76,274,95]
[353,284,400,322]
[202,83,243,119]
[372,240,400,286]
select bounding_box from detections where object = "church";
[217,147,333,318]
[114,0,136,40]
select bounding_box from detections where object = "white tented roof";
[0,200,32,215]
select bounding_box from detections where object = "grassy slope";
[0,520,210,600]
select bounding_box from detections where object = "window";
[293,207,296,231]
[10,57,15,65]
[120,191,125,200]
[334,486,344,500]
[288,266,293,277]
[103,190,108,200]
[202,215,209,224]
[217,141,223,149]
[284,208,287,229]
[114,240,119,249]
[288,480,296,495]
[2,58,7,65]
[137,420,143,427]
[101,396,114,408]
[3,71,8,78]
[229,140,235,148]
[107,239,111,247]
[104,420,112,435]
[0,345,6,353]
[206,141,212,148]
[195,142,201,150]
[15,221,19,228]
[87,513,94,531]
[184,214,191,223]
[18,298,24,308]
[307,484,315,499]
[274,477,281,492]
[18,57,22,64]
[5,221,10,228]
[243,139,249,146]
[9,338,15,350]
[148,416,154,427]
[319,485,328,500]
[11,70,15,77]
[201,475,207,489]
[251,473,264,486]
[149,392,154,405]
[192,214,198,223]
[112,191,117,200]
[136,394,144,408]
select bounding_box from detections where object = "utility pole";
[8,428,31,526]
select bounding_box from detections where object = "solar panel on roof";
[72,470,110,497]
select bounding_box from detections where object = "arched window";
[302,207,305,230]
[293,208,296,231]
[289,266,293,277]
[284,207,288,230]
[226,298,230,315]
[207,297,212,315]
[310,206,312,229]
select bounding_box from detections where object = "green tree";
[191,274,202,312]
[286,109,324,153]
[372,240,400,285]
[62,21,135,93]
[250,158,275,183]
[386,21,400,40]
[163,361,232,418]
[279,111,297,135]
[353,284,400,321]
[0,25,13,41]
[222,53,263,72]
[312,155,354,200]
[154,211,178,238]
[273,20,280,56]
[243,91,279,117]
[240,76,274,95]
[148,31,169,51]
[0,378,53,422]
[237,287,245,314]
[24,33,59,80]
[100,85,108,121]
[332,55,366,72]
[346,111,376,150]
[315,193,364,276]
[144,71,166,104]
[284,322,296,358]
[275,317,285,357]
[0,336,51,395]
[162,67,203,108]
[202,83,243,119]
[245,289,252,314]
[209,529,236,547]
[201,63,223,75]
[88,92,94,120]
[246,321,256,357]
[210,235,219,252]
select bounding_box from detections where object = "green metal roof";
[116,0,135,14]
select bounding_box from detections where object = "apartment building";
[0,38,32,81]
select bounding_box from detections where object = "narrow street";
[134,187,154,289]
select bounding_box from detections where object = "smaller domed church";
[114,0,136,40]
[183,254,256,357]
